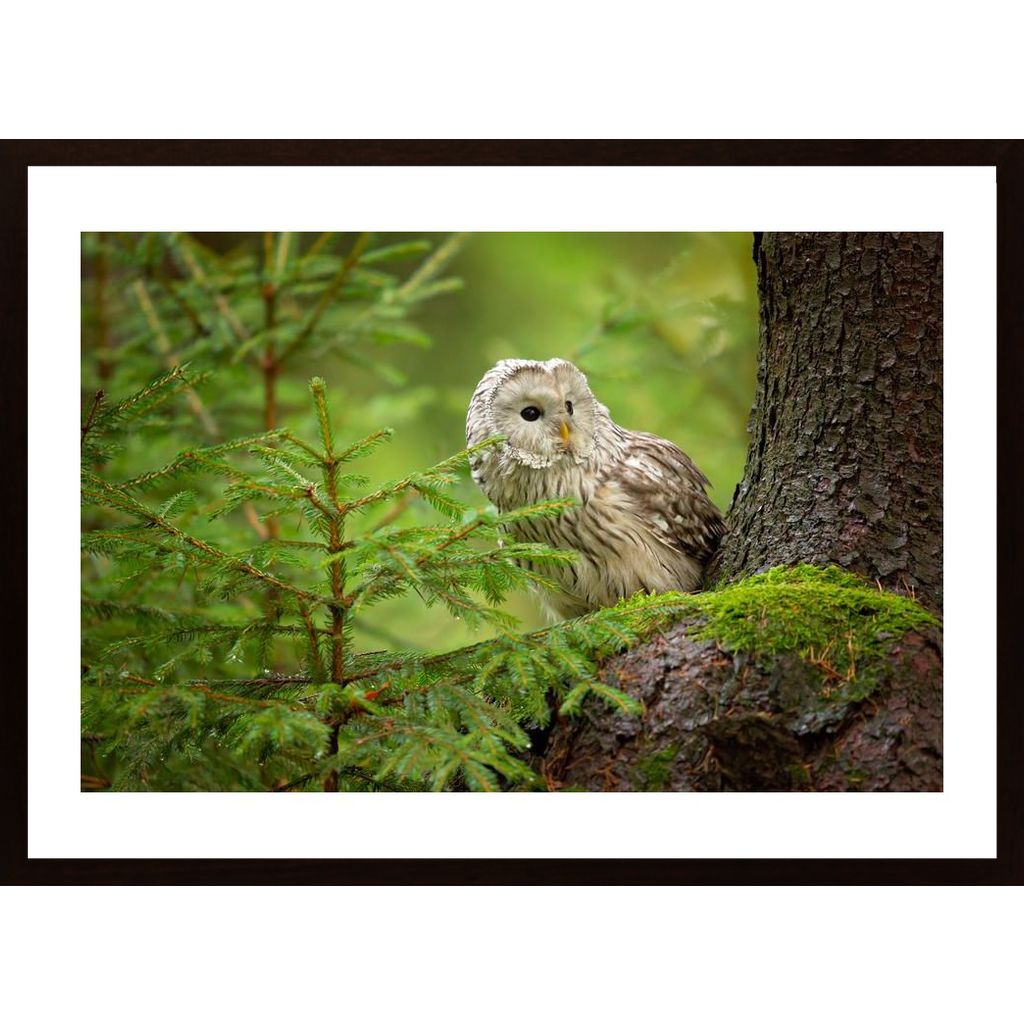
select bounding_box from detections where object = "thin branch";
[298,600,326,681]
[94,233,113,382]
[345,513,487,605]
[277,232,371,366]
[130,277,269,541]
[273,765,406,793]
[430,518,485,556]
[278,430,324,461]
[153,263,208,338]
[303,231,335,262]
[81,390,105,446]
[132,279,219,438]
[335,232,469,342]
[393,231,468,303]
[324,722,341,792]
[369,491,417,533]
[124,673,297,710]
[274,231,291,280]
[83,477,333,609]
[187,674,312,686]
[174,236,250,343]
[274,772,318,792]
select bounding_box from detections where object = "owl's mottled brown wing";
[613,431,726,564]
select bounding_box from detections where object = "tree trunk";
[539,232,944,792]
[717,232,942,610]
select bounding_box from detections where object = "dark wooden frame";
[3,139,1019,884]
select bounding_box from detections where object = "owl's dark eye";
[565,400,574,416]
[520,406,542,421]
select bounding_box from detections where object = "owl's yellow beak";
[559,420,571,445]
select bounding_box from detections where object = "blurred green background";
[82,232,758,657]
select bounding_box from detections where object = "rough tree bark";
[717,232,943,610]
[539,233,943,792]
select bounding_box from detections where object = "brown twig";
[94,233,113,382]
[187,674,313,686]
[81,390,105,446]
[429,518,485,556]
[274,772,318,792]
[188,682,297,709]
[326,508,347,687]
[302,231,335,263]
[298,599,326,681]
[324,722,341,792]
[124,672,299,710]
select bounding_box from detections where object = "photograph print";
[80,230,942,793]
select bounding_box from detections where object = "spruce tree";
[82,233,688,792]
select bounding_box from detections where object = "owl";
[466,358,725,619]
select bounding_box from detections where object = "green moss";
[634,743,682,790]
[685,564,939,702]
[539,564,938,727]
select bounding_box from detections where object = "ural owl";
[466,358,725,619]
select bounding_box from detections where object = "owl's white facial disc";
[483,359,598,467]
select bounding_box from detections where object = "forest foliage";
[81,232,757,791]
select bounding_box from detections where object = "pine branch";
[118,432,284,490]
[152,262,209,339]
[277,232,371,367]
[83,475,336,610]
[394,232,467,302]
[81,390,105,447]
[95,364,202,429]
[169,234,250,344]
[132,279,219,438]
[187,675,313,687]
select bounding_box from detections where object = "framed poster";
[4,139,1019,882]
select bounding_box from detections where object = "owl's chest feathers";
[479,446,699,615]
[481,450,601,531]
